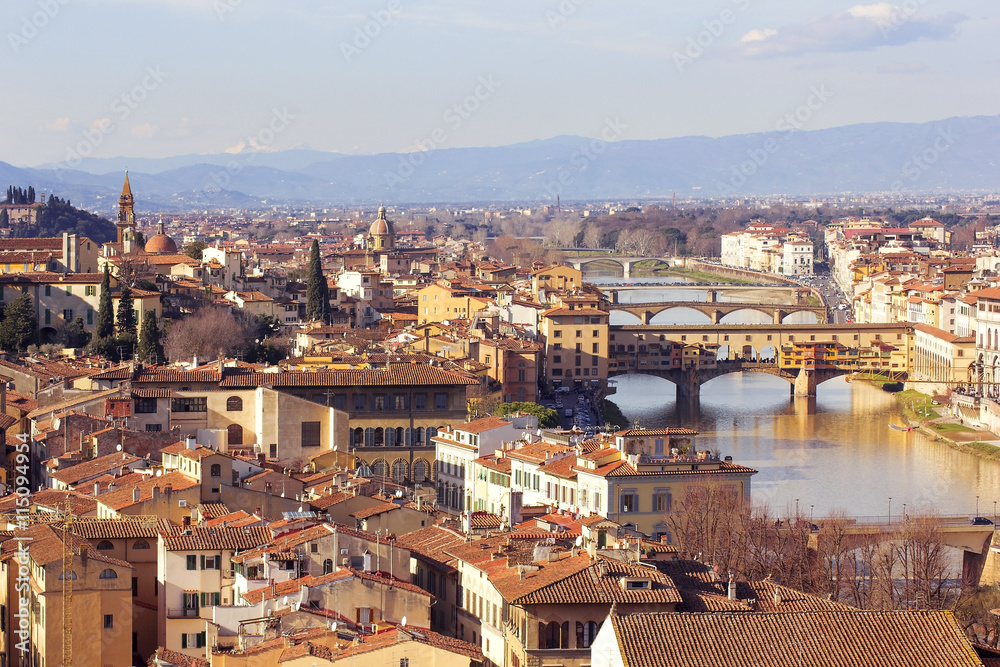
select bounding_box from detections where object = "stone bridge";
[807,517,999,587]
[608,301,828,325]
[609,360,851,398]
[567,255,673,279]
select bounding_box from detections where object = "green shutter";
[198,631,206,648]
[181,634,187,649]
[200,555,205,570]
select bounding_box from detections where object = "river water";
[594,276,1000,519]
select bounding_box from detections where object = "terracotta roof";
[71,518,164,540]
[150,647,210,667]
[49,451,142,486]
[455,416,512,434]
[95,470,198,511]
[608,610,983,667]
[217,365,478,388]
[242,567,433,605]
[394,525,465,570]
[615,427,699,437]
[163,525,272,552]
[351,502,400,520]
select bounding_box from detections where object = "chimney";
[133,487,141,503]
[727,573,736,601]
[218,357,224,376]
[773,588,782,607]
[152,486,160,500]
[93,481,100,496]
[186,435,197,450]
[416,495,422,512]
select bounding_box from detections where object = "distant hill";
[9,115,1000,208]
[5,193,116,243]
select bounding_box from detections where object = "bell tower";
[116,171,136,244]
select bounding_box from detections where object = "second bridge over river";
[607,322,912,398]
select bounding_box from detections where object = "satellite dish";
[401,616,407,627]
[297,506,303,512]
[395,489,403,498]
[282,596,288,605]
[575,536,583,547]
[331,621,338,631]
[334,444,338,451]
[116,444,123,451]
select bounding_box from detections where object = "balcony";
[167,607,201,619]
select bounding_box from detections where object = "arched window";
[210,464,222,478]
[99,568,118,579]
[365,428,375,447]
[228,423,243,446]
[323,559,334,575]
[413,459,429,482]
[426,427,438,440]
[577,621,599,648]
[372,459,387,477]
[374,427,384,446]
[59,571,77,581]
[132,539,150,550]
[392,459,408,483]
[543,621,567,649]
[385,428,395,447]
[354,427,364,446]
[226,396,243,411]
[415,427,425,445]
[97,540,114,550]
[395,427,404,446]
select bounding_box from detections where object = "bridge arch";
[608,310,642,325]
[782,310,823,325]
[649,308,712,325]
[719,309,773,325]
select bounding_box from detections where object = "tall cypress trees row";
[306,238,330,323]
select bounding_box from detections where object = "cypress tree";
[96,266,114,339]
[305,238,329,323]
[116,283,136,337]
[137,310,164,363]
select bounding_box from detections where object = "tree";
[96,266,114,339]
[137,310,164,363]
[116,283,136,337]
[494,401,559,428]
[0,209,7,228]
[0,292,37,352]
[305,239,330,322]
[162,307,249,361]
[63,316,90,349]
[183,240,208,260]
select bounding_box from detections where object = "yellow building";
[531,265,582,299]
[0,523,134,667]
[539,305,609,389]
[416,282,491,325]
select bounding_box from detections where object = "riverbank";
[891,387,1000,462]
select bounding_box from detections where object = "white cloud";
[734,4,966,58]
[44,117,70,132]
[131,124,158,139]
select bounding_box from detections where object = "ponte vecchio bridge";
[608,322,913,398]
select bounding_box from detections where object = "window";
[186,555,197,570]
[226,396,243,411]
[86,285,96,296]
[414,393,427,410]
[210,464,221,478]
[372,394,386,411]
[435,392,448,410]
[44,285,51,296]
[227,423,243,445]
[353,394,366,411]
[99,568,118,579]
[62,309,73,321]
[97,540,114,550]
[134,397,157,414]
[654,490,672,512]
[171,397,207,413]
[553,330,562,338]
[87,308,93,325]
[145,423,162,432]
[104,614,113,629]
[401,659,410,667]
[133,539,150,550]
[620,491,638,513]
[299,421,321,447]
[593,343,599,353]
[553,355,561,363]
[575,343,582,352]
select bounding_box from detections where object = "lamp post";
[977,495,981,519]
[810,504,814,522]
[902,503,906,522]
[795,498,800,517]
[888,497,892,525]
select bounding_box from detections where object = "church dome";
[369,206,394,236]
[145,220,178,254]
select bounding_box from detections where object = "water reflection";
[607,373,1000,518]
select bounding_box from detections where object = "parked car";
[972,516,994,526]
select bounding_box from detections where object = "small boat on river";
[889,423,914,432]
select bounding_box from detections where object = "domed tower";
[144,219,178,254]
[116,171,136,244]
[367,205,395,252]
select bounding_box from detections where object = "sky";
[3,0,998,168]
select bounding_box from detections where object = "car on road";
[972,516,994,526]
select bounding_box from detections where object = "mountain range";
[5,115,1000,211]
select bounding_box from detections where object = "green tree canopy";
[96,266,114,339]
[494,401,559,428]
[116,283,136,337]
[137,310,164,363]
[305,238,330,322]
[184,240,208,260]
[0,292,37,352]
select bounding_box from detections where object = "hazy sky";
[4,0,997,167]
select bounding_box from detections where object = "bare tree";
[163,307,249,362]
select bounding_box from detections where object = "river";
[594,275,1000,519]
